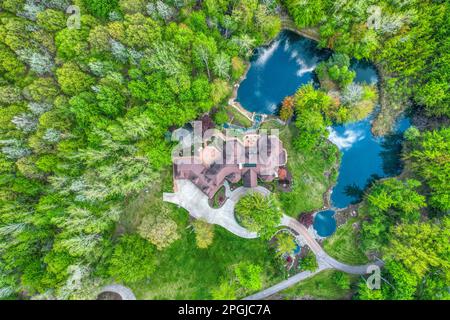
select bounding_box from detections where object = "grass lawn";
[262,120,338,216]
[130,206,283,299]
[226,105,253,128]
[323,218,369,265]
[281,270,358,300]
[119,168,284,300]
[119,167,174,234]
[116,119,339,299]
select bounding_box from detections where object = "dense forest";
[0,0,448,300]
[285,0,449,133]
[0,0,282,299]
[284,0,449,300]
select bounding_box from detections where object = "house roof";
[172,132,288,198]
[243,169,258,188]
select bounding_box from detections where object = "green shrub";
[298,251,318,272]
[108,234,157,284]
[83,0,119,18]
[235,193,283,239]
[234,262,263,291]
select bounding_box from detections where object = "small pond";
[312,210,337,238]
[236,30,410,237]
[293,244,301,255]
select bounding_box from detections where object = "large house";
[172,131,288,198]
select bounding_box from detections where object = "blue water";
[350,59,379,85]
[313,210,337,238]
[329,115,410,208]
[235,30,410,237]
[237,31,330,114]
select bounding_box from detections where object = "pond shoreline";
[372,63,410,136]
[227,28,409,239]
[282,19,404,138]
[282,26,321,43]
[280,10,321,42]
[227,33,279,126]
[228,28,398,137]
[227,26,321,126]
[228,62,254,123]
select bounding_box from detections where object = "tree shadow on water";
[344,174,382,204]
[380,132,404,176]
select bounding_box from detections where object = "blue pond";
[236,30,410,237]
[237,31,330,114]
[293,243,301,255]
[329,115,410,209]
[313,210,337,238]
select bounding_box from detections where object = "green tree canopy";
[234,262,263,291]
[108,234,157,284]
[235,192,283,240]
[406,128,450,212]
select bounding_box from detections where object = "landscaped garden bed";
[270,229,304,273]
[209,186,227,208]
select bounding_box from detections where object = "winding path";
[243,262,331,300]
[164,179,268,238]
[164,179,383,299]
[99,284,136,300]
[281,216,383,275]
[243,216,384,300]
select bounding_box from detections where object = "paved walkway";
[243,261,331,300]
[163,180,269,239]
[281,216,384,275]
[99,284,136,300]
[164,179,384,299]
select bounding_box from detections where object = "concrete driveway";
[164,179,383,300]
[163,179,270,239]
